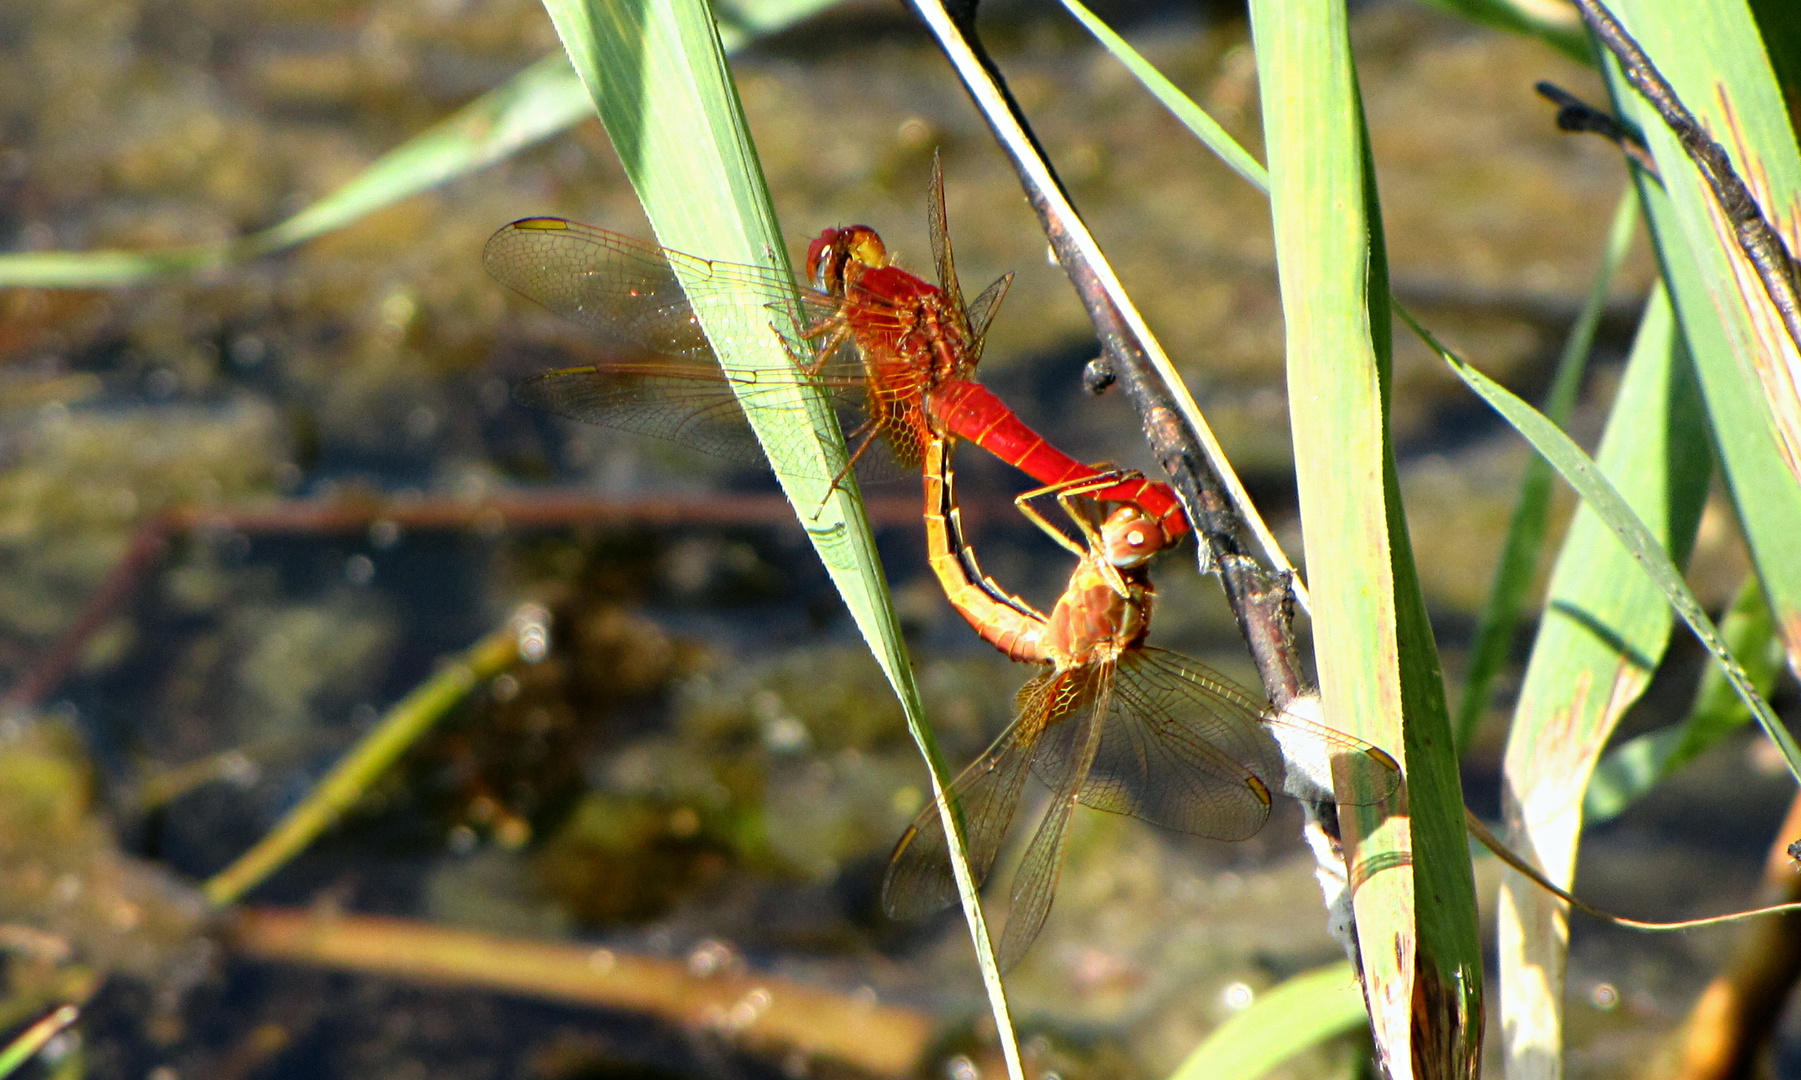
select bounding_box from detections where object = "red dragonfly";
[887,434,1399,970]
[483,161,1189,538]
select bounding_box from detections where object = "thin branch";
[1534,80,1660,177]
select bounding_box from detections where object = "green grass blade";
[1411,311,1799,779]
[203,612,533,906]
[532,0,1021,1072]
[1446,285,1710,1077]
[1166,963,1367,1080]
[242,53,592,255]
[1248,4,1482,1072]
[1598,1,1801,686]
[0,0,838,289]
[0,1006,79,1080]
[1056,0,1268,194]
[1451,187,1639,752]
[1585,573,1785,822]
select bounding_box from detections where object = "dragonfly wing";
[882,677,1048,920]
[1091,649,1282,840]
[513,363,766,465]
[998,673,1109,972]
[513,363,910,482]
[926,153,967,322]
[484,218,845,360]
[963,273,1014,363]
[1101,649,1400,832]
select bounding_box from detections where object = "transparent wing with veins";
[485,218,920,477]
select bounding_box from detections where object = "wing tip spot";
[1246,774,1271,807]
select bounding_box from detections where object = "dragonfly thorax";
[1044,564,1152,667]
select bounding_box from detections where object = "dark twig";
[1534,81,1660,177]
[1575,0,1801,359]
[902,0,1308,706]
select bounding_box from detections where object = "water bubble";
[1221,981,1254,1010]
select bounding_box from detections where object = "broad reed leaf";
[1166,963,1368,1080]
[530,0,1021,1070]
[1247,4,1482,1075]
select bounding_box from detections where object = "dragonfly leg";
[1011,468,1139,559]
[792,317,851,377]
[820,419,880,503]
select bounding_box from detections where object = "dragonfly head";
[806,226,889,295]
[1099,506,1167,569]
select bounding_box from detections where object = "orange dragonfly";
[483,160,1189,538]
[886,434,1400,969]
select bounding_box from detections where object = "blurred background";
[1,0,1794,1077]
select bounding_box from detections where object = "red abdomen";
[927,381,1190,537]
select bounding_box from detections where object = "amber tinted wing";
[512,364,812,466]
[882,673,1055,920]
[996,670,1109,971]
[962,273,1014,364]
[1021,650,1276,841]
[489,219,909,479]
[486,218,839,358]
[925,155,966,328]
[1052,649,1398,835]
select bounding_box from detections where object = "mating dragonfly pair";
[485,162,1399,970]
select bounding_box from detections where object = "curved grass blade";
[1585,573,1785,823]
[1452,187,1640,752]
[1410,311,1800,780]
[1056,0,1268,194]
[531,0,1021,1072]
[0,0,839,289]
[1248,4,1482,1074]
[1166,963,1367,1080]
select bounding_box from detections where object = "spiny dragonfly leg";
[1011,467,1142,559]
[791,317,851,377]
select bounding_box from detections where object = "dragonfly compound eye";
[806,226,888,294]
[1103,508,1165,568]
[806,230,844,292]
